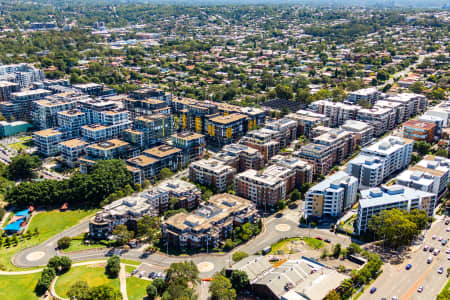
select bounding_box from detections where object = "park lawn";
[126,265,137,274]
[0,209,96,271]
[0,272,41,300]
[302,237,324,249]
[127,276,150,300]
[121,259,142,266]
[9,136,32,152]
[62,239,106,253]
[55,265,120,298]
[270,237,324,255]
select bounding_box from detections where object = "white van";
[427,256,433,263]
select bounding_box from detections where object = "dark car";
[406,264,412,270]
[315,237,322,240]
[430,247,435,252]
[324,239,331,243]
[370,287,377,294]
[445,220,449,225]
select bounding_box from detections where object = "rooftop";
[59,138,88,148]
[89,139,129,151]
[172,131,204,141]
[127,155,158,167]
[403,119,436,130]
[209,113,247,125]
[144,144,182,158]
[359,185,435,209]
[33,128,62,137]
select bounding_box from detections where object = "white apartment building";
[356,185,436,234]
[348,87,383,105]
[59,138,89,168]
[189,158,236,192]
[304,171,358,218]
[310,100,361,128]
[385,93,427,121]
[33,128,64,156]
[32,99,77,130]
[341,120,374,146]
[357,106,396,136]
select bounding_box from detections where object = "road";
[359,216,449,300]
[12,204,353,278]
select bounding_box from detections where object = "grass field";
[8,136,32,152]
[126,265,137,274]
[54,265,120,298]
[62,238,106,253]
[270,237,324,254]
[0,272,41,300]
[0,209,96,271]
[127,276,150,300]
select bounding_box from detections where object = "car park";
[370,287,377,294]
[417,286,423,293]
[405,264,412,270]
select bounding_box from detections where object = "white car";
[448,255,450,260]
[446,227,450,232]
[433,235,437,240]
[439,236,443,241]
[424,245,430,251]
[446,248,450,254]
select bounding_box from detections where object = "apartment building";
[72,83,104,96]
[143,144,183,172]
[81,122,131,143]
[33,128,64,156]
[80,139,130,173]
[162,194,259,249]
[133,114,173,147]
[311,100,361,128]
[0,81,20,102]
[385,93,427,121]
[78,98,118,124]
[397,155,450,197]
[157,179,201,210]
[355,185,436,234]
[402,119,436,143]
[270,155,313,187]
[287,110,330,138]
[347,136,414,188]
[341,120,374,146]
[0,63,44,87]
[215,143,264,172]
[304,171,358,219]
[418,115,444,137]
[313,128,356,163]
[127,155,159,181]
[172,97,218,133]
[357,106,396,136]
[297,143,334,177]
[234,164,296,208]
[6,89,52,120]
[426,101,450,127]
[59,138,89,168]
[57,109,87,138]
[375,100,405,126]
[347,87,383,105]
[172,131,206,162]
[265,118,298,148]
[206,113,248,147]
[129,87,172,106]
[32,99,77,129]
[124,97,170,118]
[240,128,281,162]
[189,158,236,192]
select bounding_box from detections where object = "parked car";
[424,245,429,251]
[445,220,449,225]
[324,239,331,243]
[370,287,377,294]
[446,227,450,232]
[405,264,412,270]
[443,240,448,246]
[438,267,444,274]
[139,271,145,278]
[131,269,138,276]
[434,248,440,256]
[433,235,437,240]
[315,236,322,240]
[430,247,435,252]
[439,236,443,241]
[427,256,433,263]
[417,286,423,293]
[446,248,450,254]
[149,272,155,278]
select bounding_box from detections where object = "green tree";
[112,224,134,246]
[209,274,236,300]
[136,215,161,245]
[224,238,233,250]
[414,141,431,156]
[409,82,424,94]
[290,189,301,202]
[324,290,342,300]
[67,281,90,300]
[57,236,72,249]
[232,251,248,262]
[436,149,448,158]
[230,270,249,292]
[159,167,173,180]
[346,243,361,256]
[88,285,122,300]
[146,283,158,300]
[152,278,166,294]
[105,255,121,278]
[6,154,42,181]
[165,261,200,287]
[333,244,341,258]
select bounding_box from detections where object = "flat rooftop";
[59,138,88,148]
[89,139,129,151]
[144,144,181,158]
[172,131,204,141]
[127,155,158,167]
[209,113,246,125]
[33,128,62,137]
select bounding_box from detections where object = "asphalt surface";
[13,204,352,278]
[360,216,449,300]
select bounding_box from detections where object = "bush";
[47,256,72,274]
[105,255,121,278]
[35,267,56,295]
[152,278,165,294]
[232,251,249,262]
[146,284,158,299]
[57,236,72,249]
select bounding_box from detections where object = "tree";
[437,289,450,300]
[159,167,173,180]
[414,141,431,156]
[112,224,134,245]
[209,274,236,300]
[346,243,361,256]
[6,154,42,181]
[224,238,233,250]
[152,278,166,294]
[57,236,72,249]
[376,70,389,81]
[165,261,200,287]
[232,251,248,262]
[230,270,249,292]
[136,215,161,245]
[368,208,422,248]
[67,281,90,300]
[47,256,71,274]
[35,267,56,295]
[270,84,293,100]
[409,82,424,94]
[333,244,341,258]
[276,200,286,211]
[105,255,121,278]
[146,283,158,300]
[88,285,122,300]
[436,149,448,158]
[290,189,301,202]
[324,290,343,300]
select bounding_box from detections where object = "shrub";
[232,251,249,262]
[57,236,72,249]
[146,284,158,299]
[105,255,121,278]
